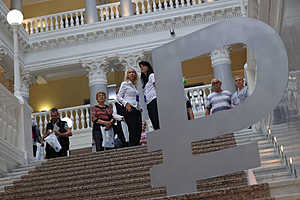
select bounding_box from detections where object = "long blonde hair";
[124,68,138,87]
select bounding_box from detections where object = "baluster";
[69,111,75,131]
[100,8,104,21]
[158,0,162,11]
[169,0,174,9]
[29,22,33,34]
[70,12,74,27]
[65,14,69,28]
[54,15,58,30]
[86,107,90,128]
[43,114,48,133]
[75,110,80,130]
[187,0,191,7]
[35,19,39,33]
[146,0,151,12]
[49,16,53,31]
[39,116,43,135]
[141,0,146,14]
[115,5,119,18]
[41,18,45,32]
[192,0,196,5]
[135,1,140,15]
[105,7,109,20]
[75,12,80,26]
[45,17,49,32]
[163,0,168,10]
[80,11,84,24]
[80,109,85,129]
[175,0,179,8]
[24,22,29,33]
[153,0,157,12]
[60,14,64,29]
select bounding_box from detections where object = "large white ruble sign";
[147,17,288,195]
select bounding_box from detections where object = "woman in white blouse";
[117,68,142,146]
[139,61,160,130]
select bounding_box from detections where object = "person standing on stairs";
[91,92,115,151]
[205,78,232,115]
[117,68,142,146]
[139,61,160,130]
[231,76,248,106]
[43,108,72,159]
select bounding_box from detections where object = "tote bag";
[45,132,62,152]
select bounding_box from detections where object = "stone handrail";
[32,104,92,135]
[22,0,229,35]
[32,85,212,135]
[0,83,32,170]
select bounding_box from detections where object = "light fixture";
[7,9,23,25]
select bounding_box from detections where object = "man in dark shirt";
[43,108,72,159]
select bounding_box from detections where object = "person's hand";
[54,131,61,136]
[125,103,132,112]
[121,116,125,121]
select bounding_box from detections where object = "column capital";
[20,70,34,99]
[119,52,145,74]
[210,47,231,67]
[81,59,111,87]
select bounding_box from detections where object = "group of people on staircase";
[33,61,249,158]
[91,61,160,152]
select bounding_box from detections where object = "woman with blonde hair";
[117,68,142,146]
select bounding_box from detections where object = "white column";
[11,0,22,12]
[12,25,23,102]
[82,60,111,106]
[85,0,98,24]
[210,47,235,93]
[120,0,134,17]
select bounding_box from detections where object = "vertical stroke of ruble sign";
[147,17,288,195]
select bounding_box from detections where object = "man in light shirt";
[205,78,232,115]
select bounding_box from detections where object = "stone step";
[150,184,271,200]
[15,158,161,184]
[256,171,291,183]
[1,182,165,200]
[274,193,300,200]
[31,150,162,175]
[4,172,248,198]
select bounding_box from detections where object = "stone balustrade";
[0,83,32,171]
[23,0,226,35]
[32,85,212,135]
[32,104,92,135]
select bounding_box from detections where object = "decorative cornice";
[210,47,231,67]
[118,52,146,74]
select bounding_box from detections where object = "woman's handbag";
[100,126,115,148]
[44,132,62,152]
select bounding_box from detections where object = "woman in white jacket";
[117,68,142,146]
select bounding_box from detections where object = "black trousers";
[92,124,104,152]
[147,98,160,130]
[124,107,142,146]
